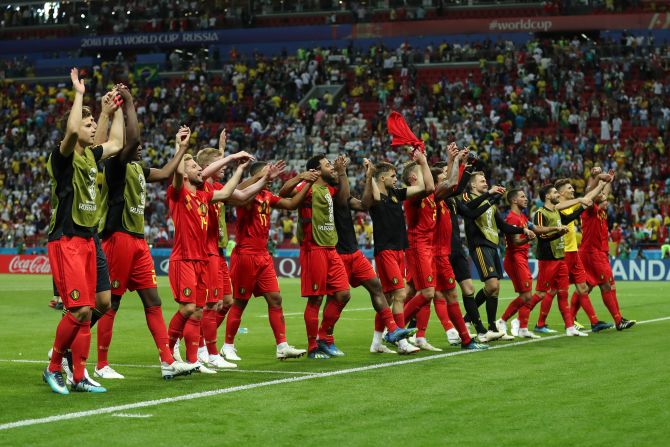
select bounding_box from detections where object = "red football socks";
[447,302,471,345]
[556,290,574,328]
[415,302,431,338]
[202,309,219,355]
[502,297,524,322]
[434,298,455,331]
[575,293,599,324]
[571,291,582,316]
[225,304,244,345]
[71,320,91,383]
[167,311,188,350]
[379,307,398,332]
[318,299,347,341]
[518,301,532,329]
[393,312,405,328]
[183,317,201,363]
[215,303,231,328]
[304,301,321,352]
[403,293,429,322]
[536,293,554,327]
[268,306,287,345]
[49,312,84,373]
[601,289,622,324]
[96,309,116,369]
[144,306,174,364]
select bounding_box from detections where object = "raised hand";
[446,142,459,161]
[70,68,85,94]
[364,158,375,178]
[590,166,602,176]
[299,169,319,180]
[302,170,320,184]
[219,129,227,152]
[413,150,427,165]
[116,84,132,103]
[101,91,119,116]
[267,161,287,179]
[176,125,191,150]
[334,155,349,173]
[232,150,255,164]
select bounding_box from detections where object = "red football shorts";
[434,255,457,291]
[564,251,587,285]
[102,232,157,296]
[503,252,533,293]
[536,260,569,292]
[206,254,222,303]
[230,250,280,300]
[339,250,377,288]
[219,253,233,296]
[49,236,96,309]
[579,249,615,287]
[374,249,405,293]
[405,246,436,291]
[299,247,349,297]
[168,259,208,307]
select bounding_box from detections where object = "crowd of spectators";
[1,34,669,256]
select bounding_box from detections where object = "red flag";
[387,111,425,153]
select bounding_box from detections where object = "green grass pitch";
[0,274,669,446]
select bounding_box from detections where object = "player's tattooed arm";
[171,126,191,190]
[60,68,85,157]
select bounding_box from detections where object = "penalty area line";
[1,315,668,432]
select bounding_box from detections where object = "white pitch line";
[1,315,667,432]
[0,359,315,376]
[111,413,153,419]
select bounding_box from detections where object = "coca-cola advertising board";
[0,255,52,274]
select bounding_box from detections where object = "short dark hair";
[402,161,418,185]
[374,162,396,180]
[507,188,523,204]
[433,161,449,169]
[250,161,267,176]
[306,154,326,171]
[431,167,442,184]
[554,178,571,191]
[539,184,555,202]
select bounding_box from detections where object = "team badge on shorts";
[392,277,398,285]
[489,267,494,272]
[525,281,530,288]
[214,289,219,297]
[391,196,398,203]
[111,279,120,289]
[70,289,80,301]
[312,283,319,291]
[240,287,246,295]
[448,278,454,284]
[183,287,192,297]
[427,275,433,283]
[600,274,605,280]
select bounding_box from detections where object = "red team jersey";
[203,181,224,256]
[504,211,530,257]
[235,190,281,252]
[434,200,453,256]
[404,193,437,248]
[167,185,212,261]
[580,204,609,253]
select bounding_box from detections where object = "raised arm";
[117,85,140,161]
[60,68,85,157]
[94,91,118,146]
[212,160,255,203]
[148,134,189,183]
[360,158,376,209]
[201,150,255,180]
[274,171,320,210]
[227,161,288,205]
[333,155,350,207]
[171,126,191,190]
[100,106,125,160]
[406,151,435,200]
[278,171,316,198]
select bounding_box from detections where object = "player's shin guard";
[183,318,201,364]
[225,304,244,345]
[71,320,91,383]
[575,293,599,325]
[268,306,287,345]
[96,309,116,369]
[556,290,574,328]
[447,302,471,344]
[304,301,321,352]
[49,312,82,372]
[167,311,188,350]
[202,309,219,355]
[403,293,430,322]
[318,299,347,341]
[415,302,431,338]
[144,306,174,364]
[433,298,454,331]
[601,289,622,324]
[537,293,554,327]
[502,297,524,322]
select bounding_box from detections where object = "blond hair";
[195,147,222,168]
